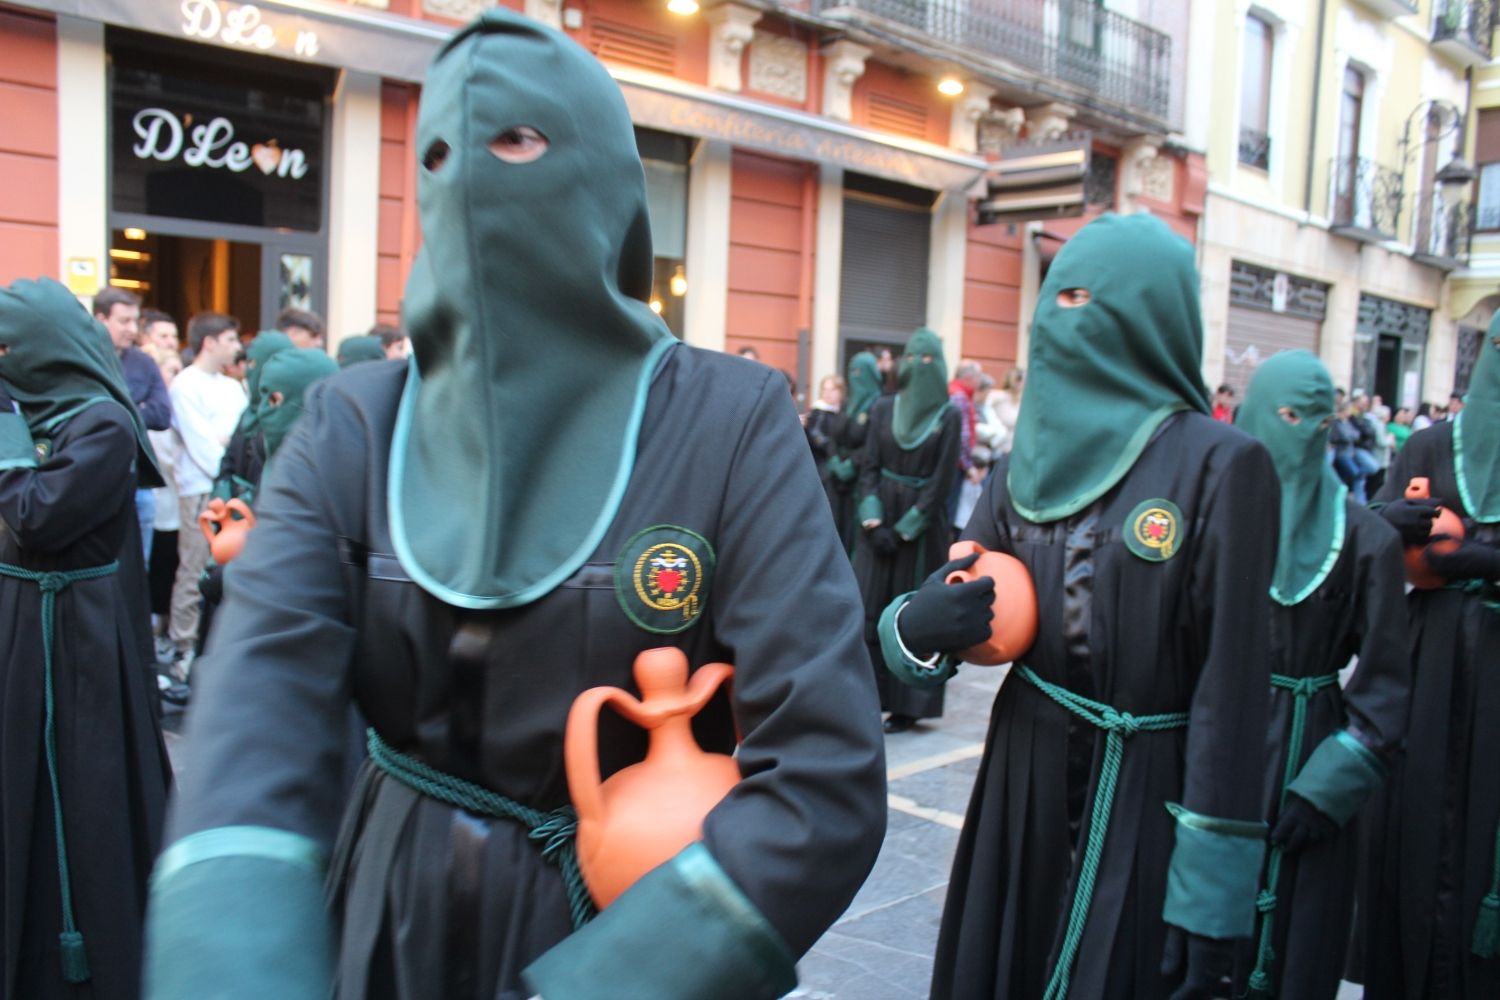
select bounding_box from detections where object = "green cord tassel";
[1472,893,1500,958]
[1244,969,1273,1000]
[59,930,89,983]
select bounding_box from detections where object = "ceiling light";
[123,227,147,241]
[667,0,699,14]
[669,265,687,297]
[937,76,965,97]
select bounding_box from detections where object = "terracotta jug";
[199,497,257,564]
[945,540,1038,666]
[565,647,740,909]
[1403,477,1464,589]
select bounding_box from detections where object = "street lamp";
[1399,98,1475,190]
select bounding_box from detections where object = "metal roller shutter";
[1224,305,1320,398]
[838,195,930,346]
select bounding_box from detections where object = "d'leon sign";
[132,108,311,181]
[179,0,321,59]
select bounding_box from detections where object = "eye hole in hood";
[422,139,450,173]
[489,126,549,164]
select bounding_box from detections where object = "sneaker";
[154,636,176,664]
[156,670,191,707]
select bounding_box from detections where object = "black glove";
[1161,926,1236,1000]
[897,553,994,657]
[199,563,225,605]
[868,525,899,557]
[1269,792,1337,854]
[1379,498,1440,546]
[1423,537,1500,583]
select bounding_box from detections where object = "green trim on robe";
[1162,802,1267,939]
[521,842,797,1000]
[144,826,333,1000]
[857,493,884,525]
[876,593,955,690]
[893,506,930,542]
[0,410,35,469]
[1285,729,1387,827]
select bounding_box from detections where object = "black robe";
[805,406,868,554]
[933,412,1277,1000]
[168,346,887,998]
[212,422,265,503]
[1249,501,1408,1000]
[851,397,961,720]
[0,404,172,999]
[1357,422,1500,999]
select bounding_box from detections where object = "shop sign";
[111,60,325,232]
[179,0,321,59]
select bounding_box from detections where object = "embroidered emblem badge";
[1125,498,1183,562]
[615,525,716,634]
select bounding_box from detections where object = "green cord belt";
[0,558,118,985]
[1018,665,1190,1000]
[365,728,597,929]
[879,468,931,488]
[1245,671,1341,998]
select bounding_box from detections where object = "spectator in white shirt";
[167,313,245,671]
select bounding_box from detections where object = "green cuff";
[523,842,796,1000]
[825,455,856,483]
[877,592,955,689]
[857,494,883,524]
[1162,803,1267,940]
[0,411,36,469]
[892,506,930,542]
[144,826,333,1000]
[1286,730,1387,827]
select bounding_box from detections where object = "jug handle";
[614,662,736,731]
[198,498,227,546]
[565,687,644,826]
[224,497,257,528]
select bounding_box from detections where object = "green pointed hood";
[845,351,881,421]
[0,277,162,487]
[257,348,338,458]
[390,10,673,608]
[335,335,384,369]
[1455,316,1500,522]
[892,328,949,449]
[1008,213,1210,522]
[240,330,293,436]
[1236,351,1346,604]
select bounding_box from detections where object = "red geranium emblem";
[656,569,683,594]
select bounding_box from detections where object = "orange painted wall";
[962,219,1023,373]
[0,7,57,285]
[377,81,420,327]
[852,61,950,147]
[579,0,709,86]
[727,150,814,373]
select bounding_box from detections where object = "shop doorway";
[110,229,261,335]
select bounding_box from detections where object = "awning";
[11,0,448,81]
[612,67,989,193]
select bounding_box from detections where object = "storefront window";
[636,127,692,338]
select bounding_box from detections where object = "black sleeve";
[1181,439,1279,823]
[137,357,173,431]
[167,382,356,846]
[702,370,887,957]
[855,402,883,521]
[1340,510,1411,757]
[804,411,837,460]
[0,404,137,552]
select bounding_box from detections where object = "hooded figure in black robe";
[807,352,881,554]
[0,277,172,999]
[852,328,962,731]
[142,12,885,1000]
[1234,351,1409,1000]
[209,330,292,507]
[877,214,1279,1000]
[1356,319,1500,999]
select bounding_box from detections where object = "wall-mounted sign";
[179,0,321,59]
[111,55,325,232]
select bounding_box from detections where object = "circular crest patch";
[614,525,716,634]
[1124,498,1183,562]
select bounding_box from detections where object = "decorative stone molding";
[748,30,808,102]
[524,0,562,29]
[1024,102,1075,142]
[949,83,997,155]
[822,39,871,122]
[423,0,490,20]
[704,3,762,92]
[976,105,1025,156]
[1119,135,1166,211]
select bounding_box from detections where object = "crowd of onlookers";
[93,287,409,705]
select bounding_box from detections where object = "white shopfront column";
[811,162,844,386]
[326,69,381,353]
[684,138,731,353]
[926,189,969,363]
[55,16,107,299]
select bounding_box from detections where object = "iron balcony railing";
[1413,194,1473,266]
[811,0,1174,124]
[1433,0,1495,59]
[1238,128,1271,171]
[1329,156,1404,242]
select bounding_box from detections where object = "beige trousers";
[168,493,212,660]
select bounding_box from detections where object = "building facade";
[1194,0,1493,413]
[0,0,1200,395]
